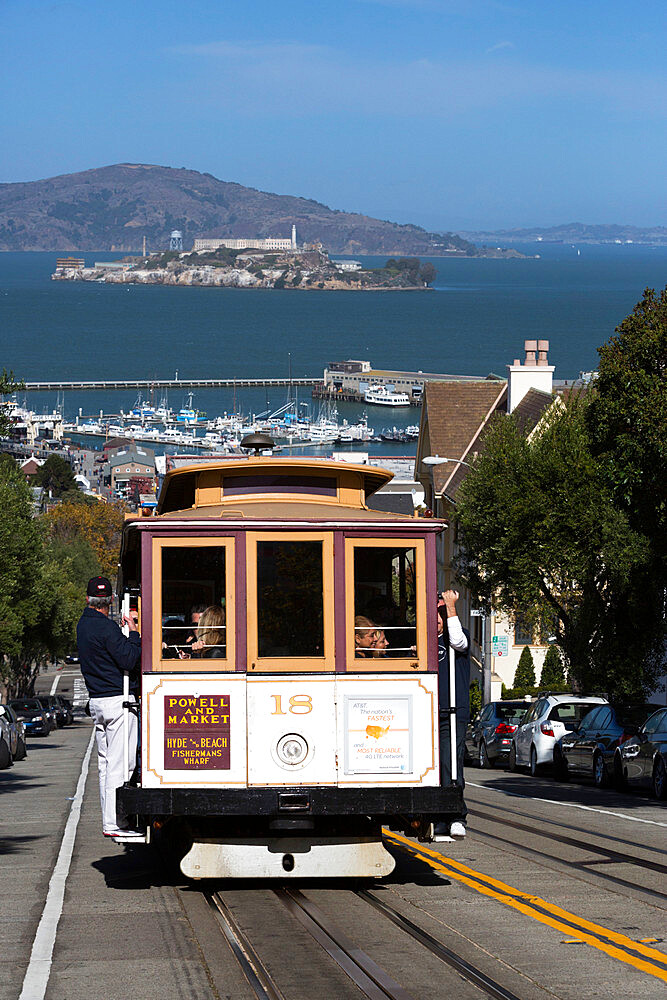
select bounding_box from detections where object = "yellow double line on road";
[384,831,667,983]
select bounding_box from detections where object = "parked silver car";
[508,693,607,775]
[0,704,28,762]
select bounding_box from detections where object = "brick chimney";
[507,340,554,412]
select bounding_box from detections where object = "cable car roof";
[156,456,395,516]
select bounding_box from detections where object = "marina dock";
[24,376,320,391]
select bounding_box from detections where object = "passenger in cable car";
[192,605,227,658]
[434,590,470,843]
[354,616,380,656]
[162,618,188,659]
[370,629,389,657]
[183,603,207,652]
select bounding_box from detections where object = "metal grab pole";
[449,644,457,782]
[121,593,130,782]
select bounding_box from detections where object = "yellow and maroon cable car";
[117,449,462,878]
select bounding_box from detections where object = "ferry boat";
[364,384,410,407]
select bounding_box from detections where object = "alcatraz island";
[53,242,439,291]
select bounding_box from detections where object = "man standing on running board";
[77,577,143,840]
[434,589,470,842]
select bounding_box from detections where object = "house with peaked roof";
[415,341,559,699]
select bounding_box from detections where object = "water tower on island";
[169,230,183,252]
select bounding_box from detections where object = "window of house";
[514,616,533,646]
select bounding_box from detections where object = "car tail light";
[495,722,517,734]
[620,731,634,744]
[540,722,555,737]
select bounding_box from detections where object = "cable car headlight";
[276,733,308,766]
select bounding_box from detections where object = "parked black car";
[554,703,660,787]
[37,695,68,728]
[54,695,74,726]
[9,698,53,736]
[614,707,667,799]
[465,700,528,768]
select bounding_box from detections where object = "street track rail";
[470,823,667,905]
[467,810,667,904]
[468,805,667,877]
[206,884,528,1000]
[357,888,523,1000]
[384,832,667,984]
[207,891,287,1000]
[275,888,414,1000]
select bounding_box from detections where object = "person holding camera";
[434,589,470,842]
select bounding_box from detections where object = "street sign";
[492,635,509,657]
[470,609,484,617]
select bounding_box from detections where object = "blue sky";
[1,0,666,230]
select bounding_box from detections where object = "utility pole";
[483,612,492,704]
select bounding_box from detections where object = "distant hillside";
[0,163,479,255]
[461,222,667,245]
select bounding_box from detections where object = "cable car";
[117,447,462,878]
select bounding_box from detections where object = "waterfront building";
[55,257,85,269]
[322,359,486,405]
[332,260,363,271]
[107,445,156,495]
[193,236,294,252]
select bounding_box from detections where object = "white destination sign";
[344,696,412,775]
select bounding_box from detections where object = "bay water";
[1,245,665,452]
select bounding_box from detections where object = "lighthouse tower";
[291,225,297,250]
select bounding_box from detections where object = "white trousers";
[89,694,138,834]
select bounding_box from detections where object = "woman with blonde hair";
[193,605,226,658]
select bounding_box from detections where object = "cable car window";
[161,545,228,660]
[353,546,417,659]
[257,541,324,657]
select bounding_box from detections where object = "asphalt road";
[2,667,665,1000]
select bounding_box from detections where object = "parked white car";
[508,694,608,776]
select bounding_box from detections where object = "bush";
[540,644,566,689]
[513,646,536,692]
[469,680,482,718]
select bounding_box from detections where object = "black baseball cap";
[87,576,112,598]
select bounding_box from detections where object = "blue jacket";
[77,606,141,698]
[438,628,471,723]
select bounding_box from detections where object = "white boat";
[364,384,410,407]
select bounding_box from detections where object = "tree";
[454,396,652,699]
[0,369,24,436]
[514,646,536,692]
[587,286,667,546]
[44,499,126,580]
[540,644,566,689]
[0,462,43,684]
[34,454,80,499]
[586,287,667,694]
[419,262,436,287]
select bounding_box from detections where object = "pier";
[24,376,321,391]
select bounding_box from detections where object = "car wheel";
[593,752,608,789]
[0,738,13,769]
[652,758,667,800]
[507,744,517,772]
[613,753,626,789]
[14,736,27,761]
[553,747,569,782]
[530,746,539,777]
[479,740,492,769]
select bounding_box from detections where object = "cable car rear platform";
[118,784,463,818]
